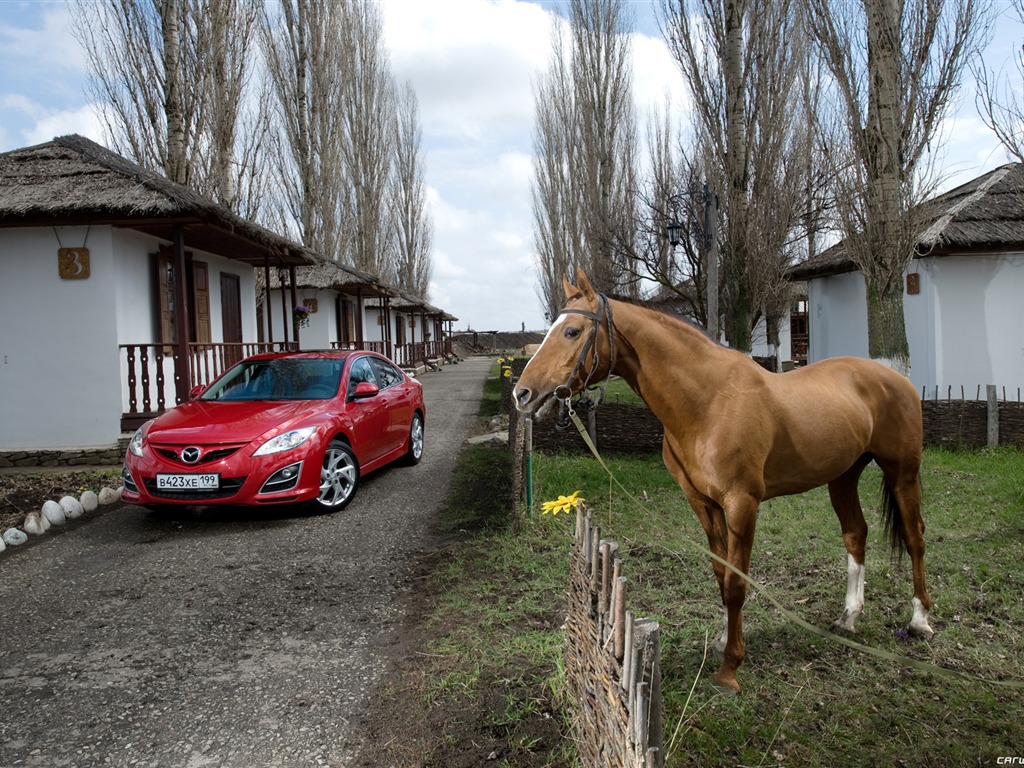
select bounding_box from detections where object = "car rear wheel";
[404,412,424,465]
[316,439,359,510]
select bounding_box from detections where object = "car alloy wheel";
[317,439,359,510]
[405,413,424,465]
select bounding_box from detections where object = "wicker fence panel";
[567,507,664,768]
[528,397,1024,455]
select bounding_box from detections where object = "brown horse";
[514,270,933,692]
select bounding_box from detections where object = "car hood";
[144,400,325,445]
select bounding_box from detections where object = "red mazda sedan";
[121,350,424,512]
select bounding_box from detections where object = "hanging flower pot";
[293,305,313,328]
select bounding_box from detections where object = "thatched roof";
[391,288,458,321]
[0,134,311,267]
[266,256,458,320]
[266,255,397,299]
[788,163,1024,281]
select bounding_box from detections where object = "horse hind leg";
[877,462,934,639]
[828,457,871,633]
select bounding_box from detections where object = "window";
[347,356,378,398]
[369,357,404,389]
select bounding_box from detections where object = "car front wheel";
[404,412,424,465]
[316,439,359,510]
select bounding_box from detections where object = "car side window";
[369,357,403,389]
[347,357,378,398]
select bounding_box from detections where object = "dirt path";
[0,357,493,768]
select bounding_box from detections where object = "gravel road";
[0,356,493,768]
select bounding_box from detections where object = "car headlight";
[253,427,317,456]
[128,428,144,457]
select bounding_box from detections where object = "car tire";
[315,439,359,511]
[403,412,424,466]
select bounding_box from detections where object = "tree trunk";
[162,0,186,185]
[865,274,910,375]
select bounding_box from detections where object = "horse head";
[513,269,614,416]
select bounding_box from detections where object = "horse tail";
[880,477,905,562]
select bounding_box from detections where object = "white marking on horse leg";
[834,554,865,633]
[908,596,935,639]
[716,607,728,654]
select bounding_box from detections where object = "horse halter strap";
[553,292,616,404]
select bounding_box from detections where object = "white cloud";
[1,0,1015,331]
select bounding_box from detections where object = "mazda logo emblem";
[181,447,202,464]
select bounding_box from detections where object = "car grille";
[142,476,247,500]
[155,446,242,465]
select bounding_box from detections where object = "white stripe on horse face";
[534,313,569,357]
[536,313,569,350]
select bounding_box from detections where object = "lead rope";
[558,405,1024,691]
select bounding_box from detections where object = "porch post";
[280,269,289,346]
[264,254,273,345]
[356,288,365,348]
[172,225,191,405]
[289,266,300,348]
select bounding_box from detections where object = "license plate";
[156,473,220,490]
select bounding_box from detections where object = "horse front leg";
[713,492,759,694]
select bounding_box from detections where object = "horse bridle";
[552,292,616,408]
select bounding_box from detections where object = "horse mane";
[604,293,716,342]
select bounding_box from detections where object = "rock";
[42,500,67,525]
[59,495,84,519]
[3,528,28,546]
[0,537,4,553]
[23,511,50,535]
[80,490,99,512]
[98,487,120,505]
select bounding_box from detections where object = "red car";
[121,350,424,512]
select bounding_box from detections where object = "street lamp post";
[666,184,719,343]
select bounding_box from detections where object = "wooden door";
[221,273,243,366]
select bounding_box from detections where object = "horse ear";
[562,273,578,301]
[576,269,595,300]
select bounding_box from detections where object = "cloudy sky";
[0,0,1016,332]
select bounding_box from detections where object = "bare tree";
[74,0,263,210]
[532,0,639,317]
[260,0,348,256]
[659,0,809,353]
[806,0,989,373]
[975,1,1024,161]
[338,0,397,277]
[390,82,433,299]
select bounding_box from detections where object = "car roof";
[241,350,385,363]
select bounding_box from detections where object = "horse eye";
[564,327,581,339]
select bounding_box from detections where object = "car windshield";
[200,358,343,401]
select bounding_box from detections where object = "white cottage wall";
[924,254,1024,394]
[264,288,337,349]
[0,227,123,449]
[806,271,869,364]
[806,253,1024,394]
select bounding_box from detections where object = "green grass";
[529,447,1024,767]
[421,360,1023,765]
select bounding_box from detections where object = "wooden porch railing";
[121,338,457,432]
[187,342,298,390]
[119,342,297,431]
[331,340,392,359]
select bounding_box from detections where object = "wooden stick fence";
[566,505,664,768]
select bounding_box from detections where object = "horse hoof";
[712,671,741,695]
[832,617,857,634]
[907,622,935,640]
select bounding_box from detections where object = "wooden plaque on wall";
[58,247,90,279]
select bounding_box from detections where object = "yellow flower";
[541,491,585,515]
[503,368,512,378]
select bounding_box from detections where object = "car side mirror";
[352,381,380,399]
[189,384,206,399]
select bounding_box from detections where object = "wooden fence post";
[987,384,1000,447]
